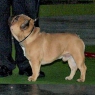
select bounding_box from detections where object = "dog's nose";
[8,15,20,26]
[8,16,14,26]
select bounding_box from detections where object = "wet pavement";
[0,84,95,95]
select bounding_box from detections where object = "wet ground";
[0,84,95,95]
[1,15,95,95]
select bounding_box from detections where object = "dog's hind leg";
[76,60,87,82]
[77,63,87,82]
[72,53,87,82]
[65,56,77,80]
[28,59,41,81]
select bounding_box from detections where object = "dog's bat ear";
[20,19,31,30]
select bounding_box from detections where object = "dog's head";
[8,14,36,42]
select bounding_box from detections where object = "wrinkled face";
[8,14,34,41]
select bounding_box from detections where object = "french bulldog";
[9,14,87,82]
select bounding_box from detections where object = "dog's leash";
[34,0,40,25]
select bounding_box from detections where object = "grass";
[39,4,95,17]
[0,45,95,84]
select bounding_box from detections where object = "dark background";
[40,0,94,4]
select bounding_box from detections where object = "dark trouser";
[12,0,39,26]
[12,0,39,70]
[0,0,39,70]
[0,0,15,70]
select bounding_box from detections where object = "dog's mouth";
[8,15,20,26]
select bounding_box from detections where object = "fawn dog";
[9,14,87,82]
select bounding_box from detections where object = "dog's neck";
[19,26,35,43]
[19,27,40,47]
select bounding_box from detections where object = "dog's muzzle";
[8,15,19,26]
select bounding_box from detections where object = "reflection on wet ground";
[0,84,95,95]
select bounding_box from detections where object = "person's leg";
[0,0,16,77]
[25,0,40,27]
[12,0,45,77]
[14,39,31,71]
[12,0,31,72]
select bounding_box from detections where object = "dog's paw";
[77,78,85,82]
[28,76,37,82]
[65,76,72,80]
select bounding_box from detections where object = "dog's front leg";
[28,60,40,82]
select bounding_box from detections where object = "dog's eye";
[11,16,19,24]
[14,16,19,20]
[11,19,15,24]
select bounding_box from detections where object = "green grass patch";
[39,4,95,17]
[0,45,95,84]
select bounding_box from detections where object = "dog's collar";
[19,26,34,43]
